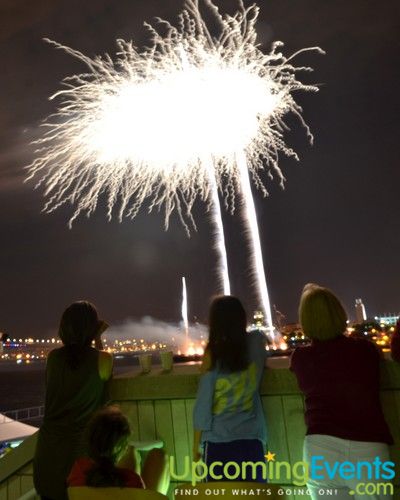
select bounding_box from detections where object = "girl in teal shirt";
[193,296,267,482]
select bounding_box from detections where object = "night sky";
[1,0,399,338]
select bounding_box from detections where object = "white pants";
[303,434,393,500]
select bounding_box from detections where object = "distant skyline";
[1,0,399,338]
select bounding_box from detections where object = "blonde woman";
[291,284,393,500]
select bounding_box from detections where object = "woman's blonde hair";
[299,283,347,341]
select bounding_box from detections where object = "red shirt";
[290,335,393,444]
[68,457,144,488]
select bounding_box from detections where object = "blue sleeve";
[193,371,215,431]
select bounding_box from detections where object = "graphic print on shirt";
[213,361,257,414]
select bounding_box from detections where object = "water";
[0,361,47,411]
[0,355,144,414]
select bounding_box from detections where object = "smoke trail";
[237,151,273,329]
[206,164,231,295]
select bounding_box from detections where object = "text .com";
[169,454,394,496]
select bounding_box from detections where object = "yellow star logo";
[265,451,276,462]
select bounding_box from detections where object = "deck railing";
[1,358,399,500]
[1,406,44,424]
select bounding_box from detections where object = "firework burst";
[27,0,322,227]
[26,0,323,318]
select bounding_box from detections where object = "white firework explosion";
[26,0,323,230]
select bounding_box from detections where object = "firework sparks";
[26,0,323,314]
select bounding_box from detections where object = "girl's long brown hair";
[207,295,248,372]
[59,301,100,369]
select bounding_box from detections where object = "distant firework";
[181,276,189,340]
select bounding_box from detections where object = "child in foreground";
[68,405,169,494]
